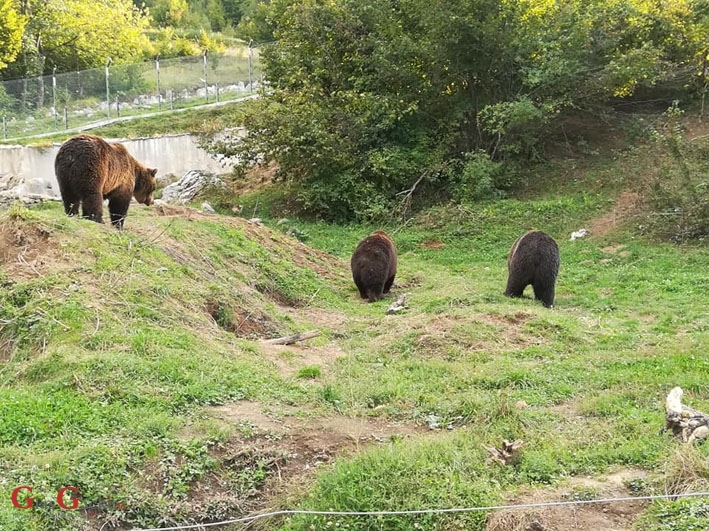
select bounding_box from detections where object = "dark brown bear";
[504,230,560,308]
[350,230,397,302]
[54,134,157,230]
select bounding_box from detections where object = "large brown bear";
[350,230,397,302]
[504,230,560,308]
[54,134,157,230]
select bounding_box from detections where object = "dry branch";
[485,439,524,465]
[396,171,427,219]
[263,330,320,345]
[664,386,709,443]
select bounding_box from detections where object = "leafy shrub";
[447,150,506,202]
[641,103,709,242]
[478,97,560,160]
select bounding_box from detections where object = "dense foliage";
[0,0,152,78]
[0,0,259,79]
[220,0,709,222]
[0,0,24,70]
[141,0,254,32]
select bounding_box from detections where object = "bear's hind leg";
[383,274,395,294]
[504,277,527,298]
[58,182,80,216]
[81,192,104,223]
[532,282,555,308]
[353,278,368,299]
[62,197,80,216]
[108,195,131,230]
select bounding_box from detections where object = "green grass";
[1,117,708,530]
[244,141,709,530]
[0,205,344,529]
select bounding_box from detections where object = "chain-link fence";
[0,47,261,141]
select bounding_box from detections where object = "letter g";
[57,486,80,510]
[11,486,34,509]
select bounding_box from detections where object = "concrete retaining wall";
[0,134,231,199]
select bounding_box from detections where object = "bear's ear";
[149,168,158,177]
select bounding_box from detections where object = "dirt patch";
[209,400,424,456]
[357,309,542,363]
[600,244,631,258]
[0,219,66,280]
[487,469,650,531]
[421,239,446,250]
[189,401,426,519]
[587,190,641,238]
[211,400,423,444]
[479,311,534,328]
[259,340,348,379]
[210,401,287,433]
[205,300,279,339]
[153,203,205,219]
[281,306,350,333]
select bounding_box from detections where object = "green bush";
[217,0,708,222]
[641,103,709,242]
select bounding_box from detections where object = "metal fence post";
[248,39,253,93]
[64,107,68,129]
[2,116,6,140]
[52,66,57,130]
[105,57,112,118]
[203,49,208,103]
[155,54,161,111]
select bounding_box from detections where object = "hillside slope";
[1,133,708,531]
[0,202,367,530]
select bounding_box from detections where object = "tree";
[1,0,152,78]
[0,0,25,71]
[147,0,188,28]
[221,0,708,221]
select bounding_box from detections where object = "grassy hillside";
[1,115,708,530]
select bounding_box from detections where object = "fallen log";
[664,386,709,443]
[262,330,321,345]
[386,293,408,315]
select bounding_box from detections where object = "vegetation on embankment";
[1,114,708,529]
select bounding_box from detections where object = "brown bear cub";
[504,230,560,308]
[350,230,397,302]
[54,134,157,230]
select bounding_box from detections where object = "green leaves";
[2,0,151,77]
[0,0,25,70]
[220,0,709,221]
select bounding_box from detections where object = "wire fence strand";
[131,490,709,531]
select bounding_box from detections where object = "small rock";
[426,415,441,430]
[570,228,590,241]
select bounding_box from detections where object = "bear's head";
[134,167,158,205]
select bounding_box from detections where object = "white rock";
[160,170,224,204]
[570,228,590,241]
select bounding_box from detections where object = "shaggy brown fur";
[350,230,397,302]
[54,134,157,229]
[504,230,560,308]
